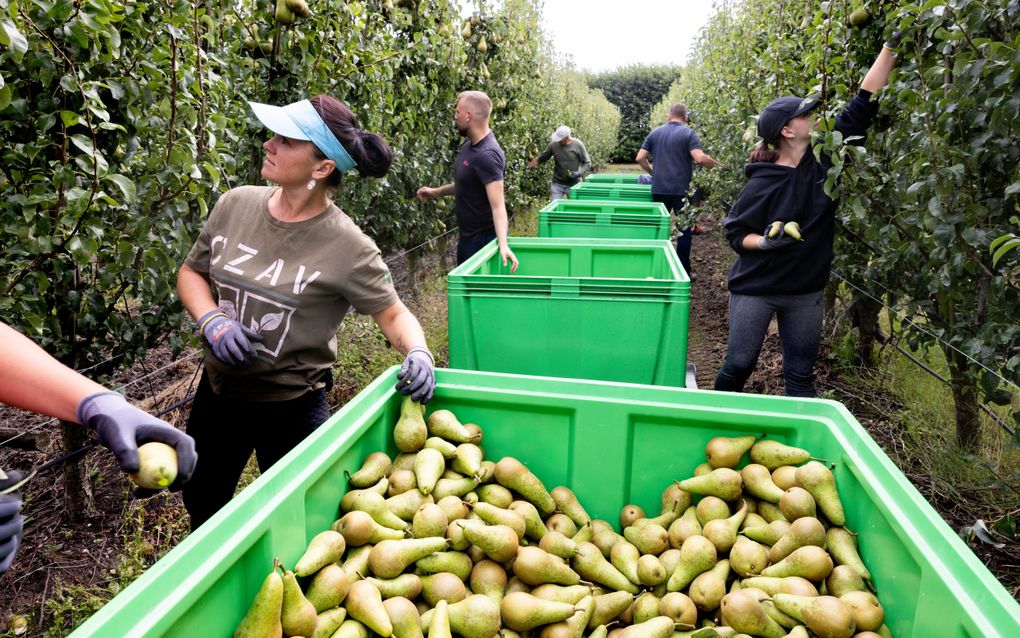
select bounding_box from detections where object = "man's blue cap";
[757,94,821,144]
[249,99,358,173]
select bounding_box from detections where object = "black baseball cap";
[757,94,821,144]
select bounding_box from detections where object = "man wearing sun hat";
[527,125,592,199]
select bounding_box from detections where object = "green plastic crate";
[584,173,642,184]
[69,368,1020,637]
[569,182,653,202]
[447,237,689,386]
[538,199,670,240]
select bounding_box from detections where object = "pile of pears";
[234,399,891,638]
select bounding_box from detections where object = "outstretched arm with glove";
[372,301,437,405]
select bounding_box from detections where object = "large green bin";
[447,237,689,386]
[69,368,1020,637]
[538,198,670,240]
[584,173,642,184]
[569,182,653,202]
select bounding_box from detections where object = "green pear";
[414,448,446,496]
[741,513,768,530]
[306,563,351,612]
[539,594,593,638]
[387,487,430,521]
[352,491,409,530]
[661,482,693,517]
[677,468,743,500]
[735,586,799,630]
[461,523,519,562]
[369,538,449,579]
[453,443,485,477]
[427,410,480,443]
[760,545,833,581]
[425,436,459,460]
[548,513,580,538]
[703,500,748,553]
[618,616,675,638]
[349,452,392,489]
[413,503,449,538]
[794,462,845,526]
[619,504,646,528]
[501,592,578,632]
[539,530,578,559]
[757,500,788,524]
[340,545,373,583]
[341,477,390,512]
[383,596,423,638]
[779,487,816,521]
[692,462,712,476]
[310,607,347,638]
[696,496,732,524]
[719,590,786,638]
[420,595,501,638]
[706,434,759,469]
[689,559,730,612]
[825,564,867,598]
[772,594,856,638]
[421,572,468,606]
[391,453,417,473]
[429,599,452,638]
[741,520,790,546]
[729,535,768,578]
[571,541,640,594]
[587,625,609,638]
[280,565,318,637]
[609,540,642,585]
[669,506,703,547]
[623,521,670,555]
[433,476,480,501]
[771,466,798,490]
[346,579,393,636]
[494,457,556,516]
[514,545,581,585]
[768,517,826,563]
[657,548,683,578]
[295,526,346,575]
[415,551,473,581]
[637,554,668,587]
[825,527,872,582]
[741,464,785,503]
[470,559,508,605]
[738,576,818,597]
[508,500,549,541]
[631,592,662,625]
[530,584,592,604]
[332,619,370,638]
[782,626,811,638]
[388,469,418,496]
[839,590,884,632]
[333,510,406,546]
[667,535,717,592]
[571,521,593,543]
[233,566,283,638]
[587,590,634,629]
[476,484,514,508]
[551,486,591,526]
[749,441,811,470]
[658,591,697,627]
[394,397,427,453]
[506,575,530,595]
[470,502,526,540]
[365,574,423,600]
[436,494,469,521]
[590,519,621,557]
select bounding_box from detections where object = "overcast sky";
[460,0,718,73]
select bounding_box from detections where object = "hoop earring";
[307,179,317,191]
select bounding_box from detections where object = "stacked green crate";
[538,199,670,240]
[584,173,642,184]
[569,182,653,201]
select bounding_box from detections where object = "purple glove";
[0,470,25,574]
[197,309,263,366]
[395,346,436,404]
[77,391,198,491]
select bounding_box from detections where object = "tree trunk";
[61,420,97,522]
[405,252,420,294]
[947,348,982,450]
[848,295,882,369]
[822,280,840,333]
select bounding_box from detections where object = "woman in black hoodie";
[714,38,898,397]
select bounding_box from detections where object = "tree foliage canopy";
[588,64,681,162]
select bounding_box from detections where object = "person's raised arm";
[635,148,653,175]
[373,301,435,404]
[861,39,898,94]
[484,180,518,273]
[691,148,723,169]
[416,183,455,202]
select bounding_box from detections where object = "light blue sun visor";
[248,99,358,173]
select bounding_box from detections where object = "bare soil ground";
[2,206,1018,636]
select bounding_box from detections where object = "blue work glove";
[395,346,436,404]
[570,170,582,180]
[757,221,800,251]
[884,30,901,50]
[77,392,198,492]
[0,470,25,574]
[197,309,263,366]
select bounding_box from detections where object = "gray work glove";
[757,221,801,250]
[0,470,25,574]
[570,170,582,179]
[395,346,436,404]
[197,309,263,366]
[77,392,198,492]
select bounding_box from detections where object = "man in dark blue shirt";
[417,91,518,270]
[636,103,722,278]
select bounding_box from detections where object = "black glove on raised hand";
[757,221,801,251]
[197,309,263,366]
[0,470,25,574]
[395,346,436,404]
[77,392,198,491]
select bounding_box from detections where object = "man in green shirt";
[527,125,592,199]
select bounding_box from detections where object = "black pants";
[652,193,693,277]
[457,231,497,265]
[181,371,331,530]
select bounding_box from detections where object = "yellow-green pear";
[730,535,769,578]
[366,574,423,600]
[795,462,845,526]
[761,545,834,581]
[739,576,818,597]
[587,590,634,629]
[720,590,786,638]
[825,565,867,597]
[689,559,730,612]
[619,504,645,528]
[415,551,473,581]
[741,464,785,503]
[750,441,811,470]
[696,496,732,524]
[658,591,697,627]
[346,579,393,636]
[572,541,640,594]
[370,537,449,579]
[470,502,526,540]
[280,565,317,638]
[461,523,519,562]
[444,595,502,638]
[494,457,555,516]
[421,572,468,606]
[233,566,283,638]
[413,503,449,538]
[666,534,717,592]
[427,410,479,443]
[306,563,351,612]
[692,462,712,476]
[470,559,508,605]
[333,510,406,546]
[677,468,743,500]
[388,469,418,496]
[429,599,452,638]
[549,513,580,538]
[414,448,446,496]
[551,486,591,526]
[609,540,641,585]
[433,476,480,501]
[840,590,884,632]
[509,500,550,541]
[741,519,791,546]
[539,530,578,559]
[779,487,817,521]
[669,506,702,547]
[826,527,872,582]
[436,494,469,522]
[501,592,578,632]
[310,607,347,638]
[333,619,370,638]
[630,592,662,625]
[340,545,373,583]
[772,466,798,490]
[768,517,826,563]
[295,530,347,576]
[425,436,458,459]
[386,488,430,521]
[351,491,409,531]
[617,616,675,638]
[341,477,390,512]
[703,500,748,553]
[513,545,581,586]
[531,584,591,604]
[383,596,422,638]
[394,397,427,453]
[349,452,392,489]
[706,434,759,468]
[772,594,856,638]
[758,500,789,524]
[539,594,593,638]
[623,521,670,555]
[637,554,668,587]
[452,443,484,477]
[476,484,514,508]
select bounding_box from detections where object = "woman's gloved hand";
[0,470,25,574]
[197,310,263,366]
[395,346,436,404]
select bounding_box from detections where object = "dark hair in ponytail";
[309,95,393,189]
[748,142,780,163]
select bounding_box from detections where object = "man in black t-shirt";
[417,91,519,270]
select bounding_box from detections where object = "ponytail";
[309,95,394,190]
[748,142,780,163]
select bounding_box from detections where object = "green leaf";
[70,134,95,157]
[104,174,136,204]
[0,20,28,63]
